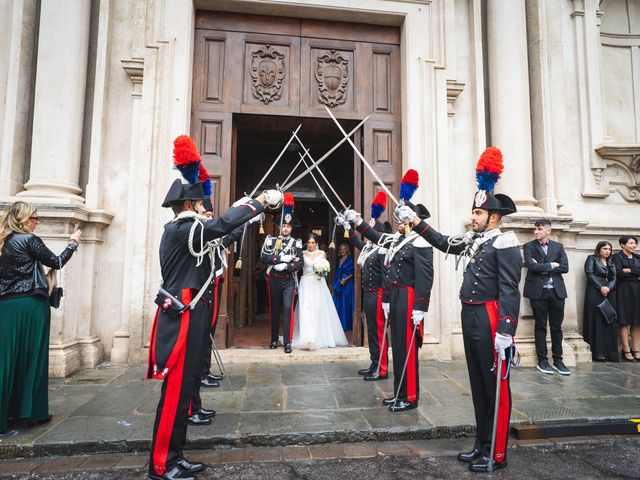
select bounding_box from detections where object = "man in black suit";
[523,219,570,375]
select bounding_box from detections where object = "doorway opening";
[230,113,359,347]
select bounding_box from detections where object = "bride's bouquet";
[312,257,331,279]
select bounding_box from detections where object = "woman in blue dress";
[333,243,354,331]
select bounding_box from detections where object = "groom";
[261,211,302,353]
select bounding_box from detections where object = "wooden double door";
[191,11,402,347]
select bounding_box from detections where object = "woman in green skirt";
[0,201,82,433]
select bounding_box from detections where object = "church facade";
[1,0,639,376]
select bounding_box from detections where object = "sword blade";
[282,117,369,191]
[324,106,400,206]
[299,154,341,217]
[249,124,302,197]
[488,354,503,472]
[293,132,348,211]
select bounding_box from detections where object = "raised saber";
[293,132,348,211]
[249,124,301,197]
[299,154,342,218]
[282,117,370,191]
[324,106,399,206]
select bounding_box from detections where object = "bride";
[292,234,349,350]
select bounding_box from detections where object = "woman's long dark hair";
[305,233,319,249]
[594,240,613,259]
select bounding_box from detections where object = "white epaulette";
[412,236,431,249]
[493,231,519,249]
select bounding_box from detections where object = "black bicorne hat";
[373,220,393,234]
[405,201,431,220]
[274,212,301,228]
[162,179,205,208]
[471,191,517,216]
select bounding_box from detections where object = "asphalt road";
[2,436,639,479]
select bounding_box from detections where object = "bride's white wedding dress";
[292,250,349,350]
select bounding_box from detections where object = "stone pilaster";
[485,0,542,213]
[18,0,91,202]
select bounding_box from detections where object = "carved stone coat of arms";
[315,50,349,107]
[250,45,286,104]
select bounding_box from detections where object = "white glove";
[411,310,424,326]
[394,205,416,222]
[249,212,264,224]
[232,196,251,207]
[263,189,284,207]
[273,263,287,271]
[382,302,390,319]
[279,254,293,263]
[494,333,514,360]
[343,209,360,223]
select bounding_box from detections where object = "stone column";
[485,0,541,212]
[18,0,91,202]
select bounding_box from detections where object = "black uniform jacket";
[522,239,568,299]
[261,236,303,276]
[148,200,263,379]
[382,232,434,312]
[348,230,385,291]
[415,221,521,336]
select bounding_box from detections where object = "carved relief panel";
[241,38,300,115]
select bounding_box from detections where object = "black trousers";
[461,302,511,463]
[529,289,565,362]
[389,286,420,403]
[267,274,297,345]
[149,299,208,476]
[363,288,388,376]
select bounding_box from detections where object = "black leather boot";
[196,407,216,418]
[469,456,508,472]
[382,396,396,406]
[284,343,292,354]
[148,465,196,480]
[200,376,220,388]
[388,400,418,412]
[176,458,204,473]
[269,341,278,349]
[457,448,481,462]
[186,412,211,426]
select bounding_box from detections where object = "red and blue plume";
[198,164,212,197]
[283,192,295,215]
[370,191,387,220]
[399,169,419,202]
[173,135,201,184]
[475,147,503,193]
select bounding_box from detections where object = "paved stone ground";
[0,436,639,479]
[0,360,638,459]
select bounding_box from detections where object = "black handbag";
[596,298,617,325]
[49,287,63,308]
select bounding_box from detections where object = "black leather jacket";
[0,233,78,299]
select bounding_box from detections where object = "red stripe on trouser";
[152,289,191,475]
[376,289,388,377]
[211,277,220,329]
[147,308,160,377]
[289,289,297,343]
[486,300,510,464]
[405,287,417,402]
[187,400,193,417]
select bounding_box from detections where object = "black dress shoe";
[205,372,223,381]
[186,412,211,426]
[388,400,418,412]
[284,343,292,354]
[457,448,481,462]
[148,465,196,480]
[469,456,508,472]
[176,458,204,473]
[364,373,387,381]
[197,408,216,418]
[269,341,278,349]
[200,377,220,388]
[358,363,375,375]
[382,396,396,406]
